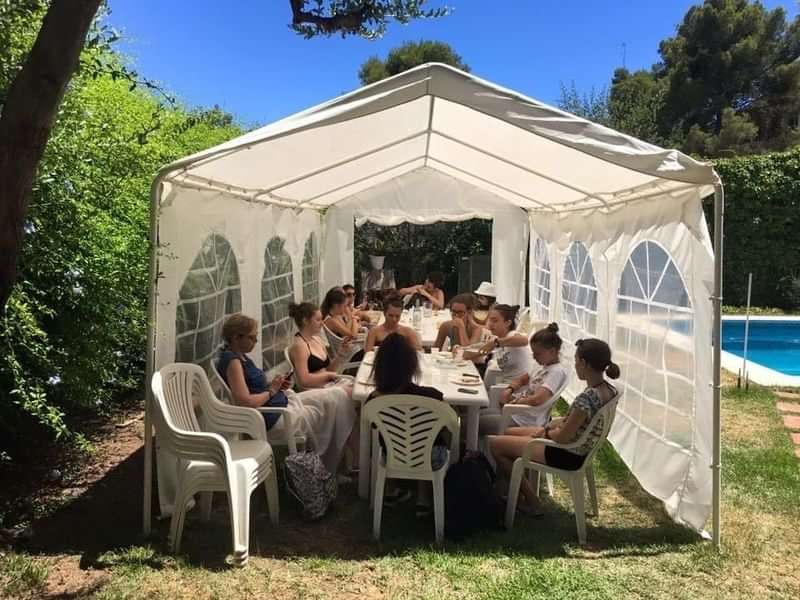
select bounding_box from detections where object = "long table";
[353,349,488,499]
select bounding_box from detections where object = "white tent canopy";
[145,63,724,543]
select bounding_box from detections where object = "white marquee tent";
[144,63,725,544]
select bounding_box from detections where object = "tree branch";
[290,0,367,35]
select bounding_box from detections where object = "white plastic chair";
[516,307,532,335]
[211,360,305,453]
[363,394,459,544]
[151,363,279,566]
[504,391,620,544]
[322,323,362,373]
[487,373,571,496]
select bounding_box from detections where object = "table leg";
[358,412,370,499]
[466,405,479,451]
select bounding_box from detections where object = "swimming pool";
[722,318,800,377]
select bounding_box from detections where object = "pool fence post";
[742,273,752,391]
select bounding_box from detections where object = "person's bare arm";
[326,315,357,338]
[547,408,587,444]
[364,327,379,352]
[403,326,422,350]
[397,284,421,295]
[434,322,449,350]
[226,359,287,408]
[514,386,553,407]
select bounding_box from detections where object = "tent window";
[262,236,295,370]
[175,234,241,372]
[560,241,598,387]
[561,241,598,341]
[302,233,320,303]
[615,241,694,448]
[531,237,551,321]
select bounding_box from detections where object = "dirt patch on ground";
[1,408,147,598]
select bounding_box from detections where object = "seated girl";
[434,293,484,351]
[364,297,421,352]
[480,323,567,434]
[367,332,447,516]
[322,287,362,339]
[489,338,619,515]
[466,304,533,382]
[287,301,354,390]
[398,271,445,310]
[218,313,356,474]
[322,287,365,366]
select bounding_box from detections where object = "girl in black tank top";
[297,332,330,373]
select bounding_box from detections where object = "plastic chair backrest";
[211,358,233,404]
[364,394,458,473]
[567,389,620,462]
[153,363,205,434]
[322,323,342,359]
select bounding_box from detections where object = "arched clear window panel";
[531,237,551,322]
[615,240,694,449]
[175,234,241,373]
[561,241,598,342]
[262,236,295,370]
[302,233,320,303]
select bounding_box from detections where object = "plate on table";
[451,374,482,386]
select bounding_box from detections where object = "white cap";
[473,281,497,297]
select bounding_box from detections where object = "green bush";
[0,57,241,458]
[711,148,800,309]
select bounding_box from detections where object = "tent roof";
[159,63,718,213]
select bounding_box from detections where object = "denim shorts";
[431,445,448,470]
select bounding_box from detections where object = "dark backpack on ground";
[444,451,502,540]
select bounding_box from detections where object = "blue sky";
[110,0,798,127]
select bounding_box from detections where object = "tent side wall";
[528,189,715,530]
[149,183,321,516]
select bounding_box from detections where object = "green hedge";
[711,148,800,309]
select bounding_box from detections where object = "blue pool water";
[722,320,800,376]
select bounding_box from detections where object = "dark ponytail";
[531,322,562,352]
[575,338,620,380]
[491,304,520,330]
[288,302,317,328]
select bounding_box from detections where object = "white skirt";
[289,386,356,474]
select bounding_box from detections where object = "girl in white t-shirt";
[471,304,533,379]
[500,323,567,428]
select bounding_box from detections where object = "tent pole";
[143,173,166,535]
[711,183,724,550]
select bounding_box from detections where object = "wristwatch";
[494,337,501,348]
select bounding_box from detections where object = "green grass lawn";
[3,382,799,599]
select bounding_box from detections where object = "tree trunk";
[0,0,102,311]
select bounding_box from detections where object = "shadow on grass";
[17,442,702,573]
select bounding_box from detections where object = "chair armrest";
[255,406,301,439]
[489,384,509,410]
[164,428,233,472]
[501,404,534,416]
[203,402,267,442]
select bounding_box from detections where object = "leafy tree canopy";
[359,40,469,85]
[291,0,449,39]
